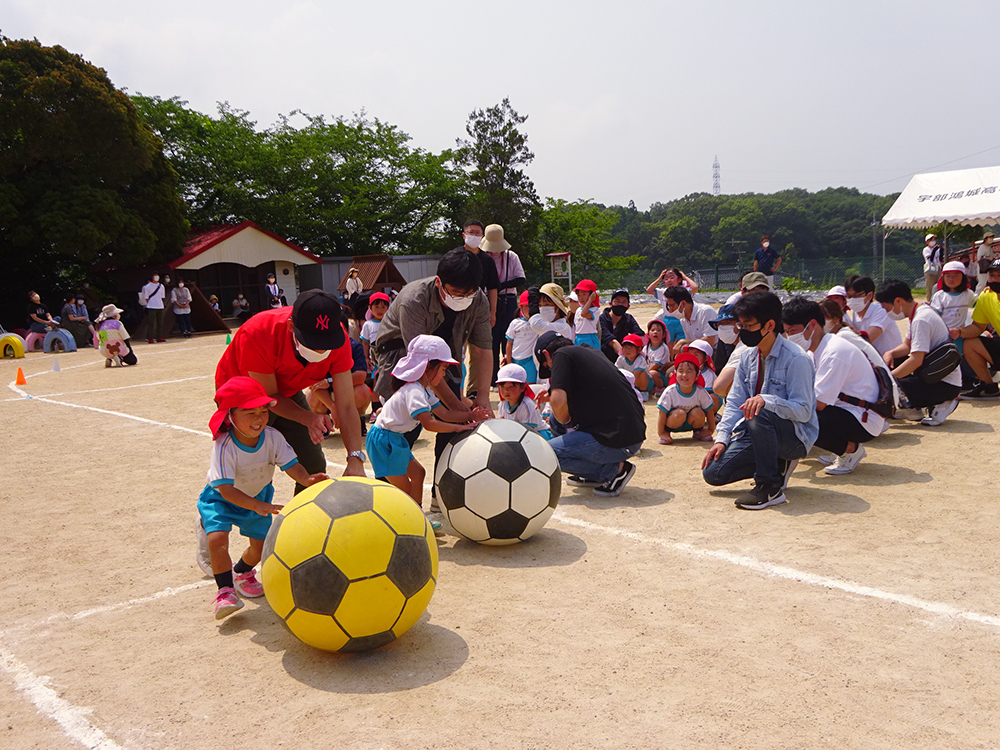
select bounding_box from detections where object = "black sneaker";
[960,381,999,399]
[566,475,602,487]
[779,458,799,490]
[593,461,636,497]
[735,483,787,510]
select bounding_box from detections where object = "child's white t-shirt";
[852,302,903,356]
[206,426,298,498]
[505,317,537,360]
[374,381,440,434]
[643,343,670,368]
[656,383,715,413]
[701,367,717,390]
[930,289,974,328]
[574,306,600,336]
[498,396,547,433]
[360,318,382,343]
[615,353,649,373]
[529,313,574,341]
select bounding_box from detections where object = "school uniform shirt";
[574,306,600,336]
[851,302,903,357]
[360,318,382,344]
[374,381,440,434]
[528,313,574,341]
[701,367,717,391]
[656,383,715,413]
[498,395,547,433]
[678,302,717,341]
[615,352,649,374]
[215,308,354,397]
[643,342,671,369]
[908,304,962,388]
[810,333,884,436]
[505,317,537,360]
[930,289,975,328]
[206,426,298,498]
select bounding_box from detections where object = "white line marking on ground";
[2,375,210,401]
[0,644,124,750]
[552,513,1000,630]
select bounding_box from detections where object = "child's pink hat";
[369,292,391,305]
[391,334,459,381]
[210,376,277,438]
[519,290,530,306]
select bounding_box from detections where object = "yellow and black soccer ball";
[260,477,438,652]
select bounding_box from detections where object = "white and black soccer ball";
[434,419,561,545]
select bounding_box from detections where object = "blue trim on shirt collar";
[230,431,266,453]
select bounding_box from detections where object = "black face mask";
[738,327,765,347]
[989,282,1000,295]
[611,305,627,317]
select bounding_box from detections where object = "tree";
[133,96,466,256]
[0,37,187,325]
[454,98,542,267]
[536,199,620,273]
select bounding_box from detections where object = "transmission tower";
[712,156,720,196]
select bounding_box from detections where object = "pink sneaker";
[213,587,243,620]
[234,569,264,598]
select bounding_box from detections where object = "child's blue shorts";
[198,483,275,540]
[513,356,538,383]
[366,424,414,478]
[574,333,601,349]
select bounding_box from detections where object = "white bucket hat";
[496,363,528,384]
[391,334,459,382]
[942,260,967,274]
[96,303,124,322]
[826,285,847,298]
[683,339,714,359]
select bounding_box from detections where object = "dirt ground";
[3,303,1000,750]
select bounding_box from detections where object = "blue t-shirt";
[755,246,780,274]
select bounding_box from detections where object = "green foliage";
[132,96,466,256]
[454,98,541,267]
[0,37,188,322]
[536,198,619,272]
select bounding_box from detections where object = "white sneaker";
[922,399,958,426]
[817,454,837,466]
[824,445,866,475]
[895,407,926,422]
[195,518,213,576]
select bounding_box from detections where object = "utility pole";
[727,238,747,269]
[713,156,721,196]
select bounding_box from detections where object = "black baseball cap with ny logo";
[292,290,346,351]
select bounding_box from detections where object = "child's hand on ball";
[258,502,284,516]
[306,473,330,486]
[471,406,490,422]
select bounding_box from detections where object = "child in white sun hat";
[366,335,481,516]
[496,363,553,439]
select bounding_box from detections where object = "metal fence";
[531,255,929,294]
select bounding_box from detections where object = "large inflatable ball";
[435,419,561,545]
[260,477,438,653]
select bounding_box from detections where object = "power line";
[861,144,1000,191]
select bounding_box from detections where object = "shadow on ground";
[558,486,673,510]
[437,526,587,568]
[222,608,468,693]
[708,485,870,515]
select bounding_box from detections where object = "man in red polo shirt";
[216,290,366,488]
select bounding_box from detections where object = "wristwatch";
[347,450,367,463]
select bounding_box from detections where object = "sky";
[5,0,1000,210]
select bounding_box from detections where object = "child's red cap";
[369,292,390,305]
[574,279,598,292]
[673,352,701,371]
[210,376,277,438]
[519,290,530,306]
[622,333,644,348]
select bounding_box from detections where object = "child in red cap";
[572,279,601,349]
[360,292,391,374]
[656,353,717,444]
[615,333,650,396]
[198,376,329,620]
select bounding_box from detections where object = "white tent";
[882,166,1000,229]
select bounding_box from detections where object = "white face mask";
[762,242,770,249]
[887,307,906,321]
[440,285,475,312]
[177,283,184,288]
[846,296,867,313]
[786,331,810,350]
[665,306,683,318]
[540,307,557,322]
[718,325,738,345]
[463,234,483,249]
[824,320,836,334]
[293,335,330,363]
[152,276,159,283]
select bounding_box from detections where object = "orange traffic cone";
[15,367,27,386]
